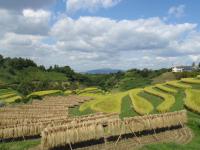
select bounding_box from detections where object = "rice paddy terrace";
[0,77,200,150]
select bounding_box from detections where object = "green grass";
[68,105,95,117]
[118,77,151,91]
[0,139,40,150]
[120,95,138,119]
[139,92,164,114]
[129,88,154,115]
[170,90,185,112]
[152,72,176,84]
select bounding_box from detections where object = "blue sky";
[51,0,199,23]
[0,0,200,71]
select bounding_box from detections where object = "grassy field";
[0,139,40,150]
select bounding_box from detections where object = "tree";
[0,54,4,67]
[198,62,200,68]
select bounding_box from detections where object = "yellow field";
[185,89,200,113]
[181,78,200,84]
[129,88,153,115]
[144,86,175,112]
[79,92,127,113]
[155,84,178,94]
[166,80,192,89]
[27,90,62,97]
[4,96,22,103]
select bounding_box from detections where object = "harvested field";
[41,110,188,150]
[73,127,192,150]
[0,95,93,140]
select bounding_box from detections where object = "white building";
[172,66,193,72]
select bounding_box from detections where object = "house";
[172,66,193,72]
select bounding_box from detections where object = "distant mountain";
[86,68,122,74]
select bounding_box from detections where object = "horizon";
[0,0,200,72]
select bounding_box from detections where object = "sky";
[0,0,200,72]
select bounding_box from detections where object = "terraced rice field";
[144,86,175,112]
[79,92,127,113]
[155,84,178,94]
[0,88,22,104]
[166,80,192,89]
[76,87,105,95]
[129,88,153,115]
[0,77,200,150]
[181,78,200,84]
[185,89,200,113]
[27,90,63,98]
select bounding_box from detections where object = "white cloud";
[51,16,196,54]
[168,4,185,18]
[66,0,121,13]
[0,8,51,35]
[0,7,200,71]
